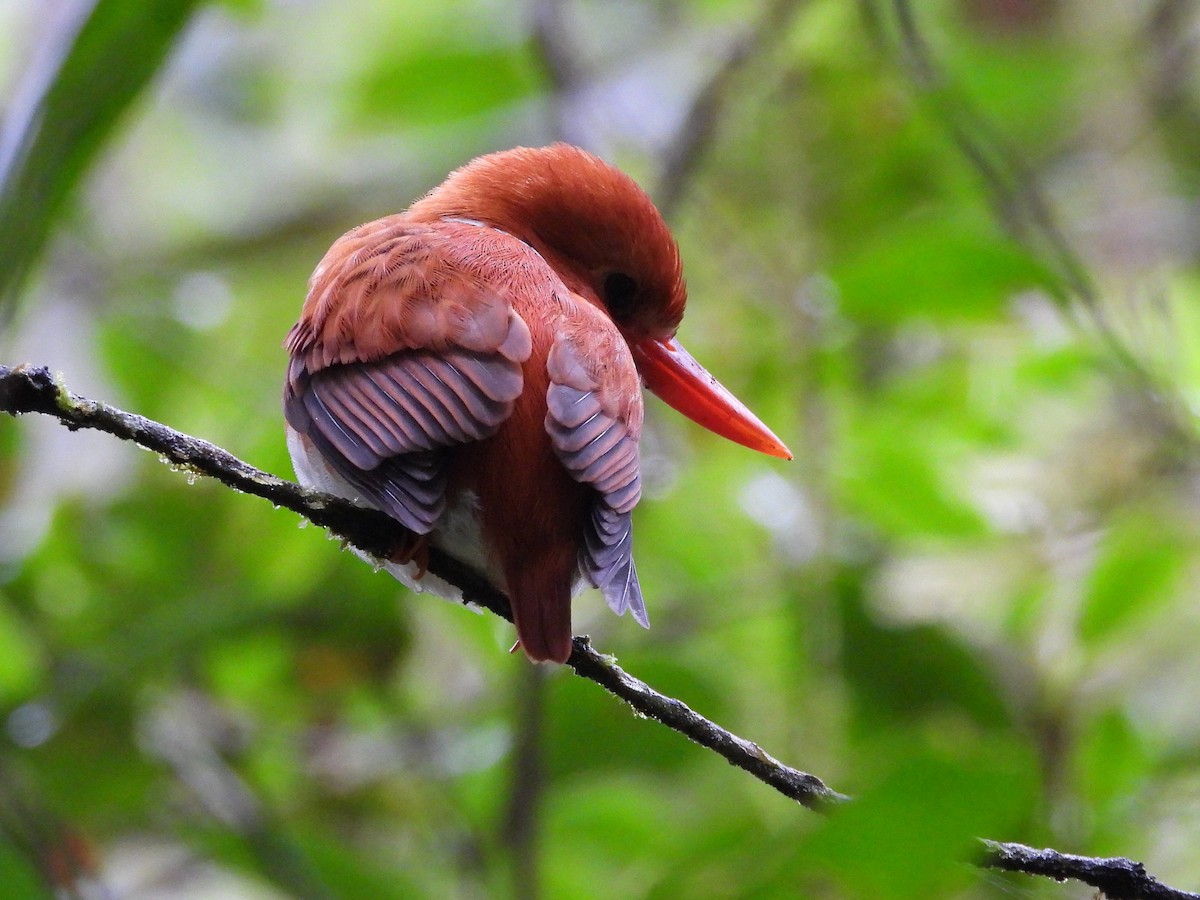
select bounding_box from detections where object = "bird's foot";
[386,532,430,579]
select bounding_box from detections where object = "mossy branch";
[5,362,1199,899]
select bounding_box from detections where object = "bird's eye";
[603,272,639,322]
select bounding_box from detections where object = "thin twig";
[566,637,842,809]
[0,363,842,812]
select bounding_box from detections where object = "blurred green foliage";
[0,0,200,317]
[3,0,1200,897]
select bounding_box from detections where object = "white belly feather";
[286,426,494,606]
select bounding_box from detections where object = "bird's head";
[410,144,684,339]
[410,144,791,460]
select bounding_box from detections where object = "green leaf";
[1075,709,1149,820]
[796,747,1034,899]
[837,571,1012,730]
[0,599,42,702]
[833,212,1048,323]
[1079,509,1186,645]
[840,407,986,539]
[0,837,49,899]
[0,0,201,317]
[350,44,540,128]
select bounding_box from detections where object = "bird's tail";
[505,563,574,664]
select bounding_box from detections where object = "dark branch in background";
[530,0,807,220]
[655,0,808,220]
[883,0,1098,308]
[0,363,843,814]
[529,0,578,90]
[0,759,103,898]
[871,0,1200,450]
[5,363,1199,898]
[529,0,590,148]
[1146,0,1200,128]
[144,690,336,899]
[503,664,548,900]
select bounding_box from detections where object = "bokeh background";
[3,0,1200,897]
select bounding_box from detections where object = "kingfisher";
[284,144,791,663]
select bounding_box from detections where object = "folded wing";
[544,323,648,626]
[284,219,533,534]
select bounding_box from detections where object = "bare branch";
[0,364,512,619]
[981,840,1200,900]
[566,637,843,809]
[0,362,843,812]
[9,363,1200,896]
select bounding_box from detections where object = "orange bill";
[632,337,793,460]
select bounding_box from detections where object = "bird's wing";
[284,219,533,533]
[544,320,649,627]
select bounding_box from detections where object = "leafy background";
[2,0,1200,897]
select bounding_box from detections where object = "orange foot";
[386,532,430,579]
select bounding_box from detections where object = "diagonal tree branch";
[880,0,1098,308]
[5,362,1200,899]
[870,0,1199,442]
[0,362,844,813]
